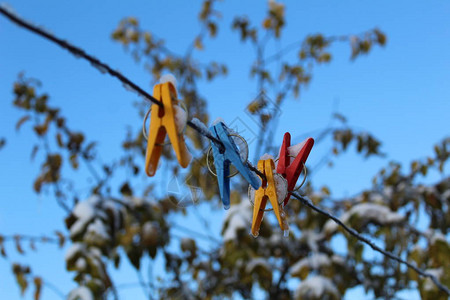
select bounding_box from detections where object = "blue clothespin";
[209,122,261,209]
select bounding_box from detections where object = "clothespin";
[209,122,261,209]
[251,158,289,237]
[145,82,191,176]
[276,133,314,205]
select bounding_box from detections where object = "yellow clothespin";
[145,82,191,176]
[251,159,289,237]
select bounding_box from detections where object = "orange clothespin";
[251,159,289,237]
[145,82,191,176]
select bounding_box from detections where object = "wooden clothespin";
[276,133,314,205]
[251,158,289,237]
[209,122,261,209]
[145,82,191,177]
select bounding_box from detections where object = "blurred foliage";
[11,263,42,299]
[2,1,449,299]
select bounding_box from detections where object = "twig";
[289,192,450,295]
[171,223,221,244]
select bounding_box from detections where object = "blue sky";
[1,0,450,299]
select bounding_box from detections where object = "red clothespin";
[276,133,314,205]
[145,82,191,177]
[251,159,289,237]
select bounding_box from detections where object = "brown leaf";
[321,186,331,196]
[194,37,204,50]
[33,176,44,193]
[33,123,48,136]
[126,246,143,269]
[120,182,133,196]
[54,231,65,248]
[262,18,272,29]
[33,277,42,300]
[374,28,387,46]
[14,235,25,255]
[207,22,217,37]
[0,235,6,257]
[56,133,64,148]
[16,115,31,131]
[69,153,79,169]
[12,264,29,295]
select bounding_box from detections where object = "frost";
[212,117,225,126]
[211,121,248,162]
[260,153,274,161]
[269,231,283,245]
[248,185,255,204]
[190,118,210,136]
[442,189,450,201]
[0,3,16,13]
[103,200,125,232]
[288,139,307,162]
[173,104,187,133]
[323,220,337,235]
[279,209,290,237]
[246,258,271,273]
[274,173,288,202]
[290,253,331,277]
[89,246,102,259]
[425,229,447,245]
[68,196,129,248]
[90,62,107,74]
[431,233,446,244]
[295,276,340,300]
[369,192,384,203]
[246,161,262,186]
[331,254,345,266]
[142,222,156,237]
[159,74,177,89]
[349,203,404,223]
[222,200,252,242]
[68,286,94,300]
[307,253,331,269]
[85,219,110,244]
[383,186,394,198]
[411,244,422,253]
[323,203,404,235]
[299,230,324,252]
[75,258,87,270]
[74,196,97,218]
[66,242,102,263]
[129,196,145,207]
[397,182,407,192]
[142,221,158,245]
[269,0,285,12]
[65,242,85,262]
[231,134,248,162]
[122,83,138,94]
[70,196,100,238]
[423,268,443,291]
[248,174,286,208]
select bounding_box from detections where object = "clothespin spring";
[142,101,188,145]
[275,155,308,192]
[206,133,249,178]
[248,173,288,212]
